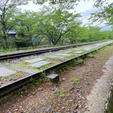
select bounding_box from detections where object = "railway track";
[0,41,98,60]
[0,41,112,97]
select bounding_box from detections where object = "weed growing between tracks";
[46,57,86,75]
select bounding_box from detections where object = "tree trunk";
[3,33,8,49]
[52,40,57,45]
[2,21,8,49]
[13,35,18,49]
[52,35,62,45]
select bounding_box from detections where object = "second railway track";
[0,41,99,60]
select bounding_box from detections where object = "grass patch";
[72,78,79,84]
[86,53,95,58]
[56,88,70,98]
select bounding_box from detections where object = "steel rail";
[0,41,112,97]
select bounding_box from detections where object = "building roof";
[7,31,16,35]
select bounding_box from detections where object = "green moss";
[14,62,41,71]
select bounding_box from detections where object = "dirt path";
[0,44,113,113]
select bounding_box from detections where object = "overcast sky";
[18,0,113,30]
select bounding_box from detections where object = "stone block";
[0,68,16,77]
[25,58,43,63]
[30,61,50,68]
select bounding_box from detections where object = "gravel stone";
[85,82,90,85]
[37,88,43,91]
[46,106,51,112]
[42,99,47,104]
[54,89,60,94]
[70,86,75,90]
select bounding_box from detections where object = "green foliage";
[56,88,70,98]
[58,89,65,97]
[34,72,47,85]
[73,58,85,65]
[0,0,27,49]
[91,0,113,27]
[0,0,112,50]
[72,78,79,84]
[36,8,81,45]
[86,53,95,58]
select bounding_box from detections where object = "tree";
[65,21,82,44]
[77,26,89,42]
[87,26,101,41]
[14,11,48,47]
[90,0,113,25]
[14,12,34,47]
[37,9,80,45]
[34,0,80,6]
[0,0,27,49]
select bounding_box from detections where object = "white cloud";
[76,0,112,27]
[18,0,97,13]
[75,0,96,13]
[80,8,99,26]
[18,1,47,12]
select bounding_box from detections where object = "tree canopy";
[90,0,113,25]
[0,0,28,49]
[0,0,112,50]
